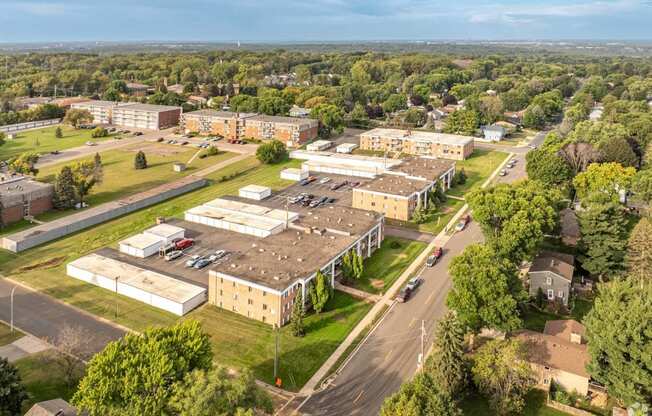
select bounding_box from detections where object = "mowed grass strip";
[189,291,372,391]
[0,125,116,160]
[350,236,427,294]
[447,149,509,197]
[0,322,24,346]
[0,157,301,331]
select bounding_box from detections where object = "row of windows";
[218,277,268,296]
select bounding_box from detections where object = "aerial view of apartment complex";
[71,100,182,130]
[360,128,475,160]
[180,109,318,147]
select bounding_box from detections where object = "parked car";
[454,214,471,232]
[175,238,194,250]
[50,150,60,155]
[133,132,143,136]
[326,197,336,204]
[181,141,189,145]
[397,287,412,303]
[319,177,331,184]
[426,247,443,267]
[193,258,211,269]
[299,179,310,186]
[156,137,164,142]
[185,255,203,268]
[85,141,97,146]
[349,181,360,187]
[164,250,183,261]
[330,182,343,191]
[406,277,422,291]
[289,195,303,204]
[498,169,507,176]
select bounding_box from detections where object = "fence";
[1,176,207,252]
[0,118,61,133]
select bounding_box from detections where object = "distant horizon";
[2,39,652,44]
[1,1,651,43]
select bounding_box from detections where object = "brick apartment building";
[71,100,181,130]
[360,128,474,160]
[352,158,456,221]
[181,110,318,147]
[0,175,54,225]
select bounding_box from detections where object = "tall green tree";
[168,366,272,416]
[632,169,652,204]
[290,291,306,337]
[53,165,77,210]
[573,162,636,203]
[71,160,102,207]
[55,126,63,138]
[626,216,652,280]
[525,147,573,187]
[310,103,345,138]
[134,150,148,169]
[425,312,467,396]
[584,278,652,406]
[380,372,461,416]
[63,108,93,128]
[73,320,212,416]
[0,357,28,415]
[578,200,629,280]
[447,244,524,333]
[255,140,287,164]
[309,271,330,313]
[466,180,560,262]
[443,109,480,136]
[471,339,535,416]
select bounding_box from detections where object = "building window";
[546,276,552,285]
[232,282,236,287]
[248,299,253,305]
[262,291,266,297]
[558,290,564,298]
[233,294,238,300]
[248,287,252,292]
[232,306,236,312]
[262,316,266,323]
[219,290,223,296]
[263,304,267,310]
[547,289,554,300]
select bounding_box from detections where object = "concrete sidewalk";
[0,335,50,362]
[334,282,381,303]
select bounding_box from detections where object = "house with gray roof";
[528,251,575,306]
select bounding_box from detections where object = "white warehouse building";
[239,185,271,201]
[67,253,206,316]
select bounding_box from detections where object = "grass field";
[0,125,116,160]
[14,351,79,413]
[37,145,235,207]
[447,149,510,198]
[522,298,594,332]
[462,389,571,416]
[190,291,372,391]
[349,236,427,294]
[0,322,23,346]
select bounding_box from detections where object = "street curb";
[1,275,135,335]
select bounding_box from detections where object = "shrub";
[134,151,147,169]
[256,140,287,164]
[390,240,401,249]
[55,126,63,138]
[91,127,108,138]
[206,145,219,156]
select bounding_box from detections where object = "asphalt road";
[299,136,541,415]
[0,279,125,353]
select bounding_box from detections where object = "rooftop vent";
[230,264,237,268]
[297,258,304,262]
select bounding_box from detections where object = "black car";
[397,287,412,303]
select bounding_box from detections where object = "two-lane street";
[299,136,543,415]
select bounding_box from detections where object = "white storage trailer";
[238,185,271,201]
[307,140,333,151]
[280,168,308,181]
[143,223,185,243]
[67,254,206,316]
[118,233,166,258]
[336,143,359,154]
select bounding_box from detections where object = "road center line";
[353,390,364,404]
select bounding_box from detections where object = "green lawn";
[0,125,116,160]
[0,157,301,331]
[189,291,372,391]
[447,149,510,198]
[37,145,235,207]
[0,322,23,346]
[14,351,79,413]
[522,298,594,332]
[348,236,427,294]
[462,390,571,416]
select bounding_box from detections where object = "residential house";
[528,251,575,306]
[481,124,507,142]
[126,82,152,97]
[514,320,591,395]
[289,105,311,118]
[24,398,80,416]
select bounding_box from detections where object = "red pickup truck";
[175,238,195,250]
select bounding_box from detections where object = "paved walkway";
[0,335,50,362]
[334,282,381,303]
[194,152,253,177]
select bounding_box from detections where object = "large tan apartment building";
[180,110,318,147]
[352,157,456,221]
[71,100,181,130]
[360,128,474,160]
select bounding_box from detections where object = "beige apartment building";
[206,204,384,327]
[71,100,181,130]
[181,110,318,147]
[360,128,474,160]
[352,158,456,221]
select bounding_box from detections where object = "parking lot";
[249,172,371,213]
[99,219,261,288]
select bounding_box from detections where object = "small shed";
[144,223,185,244]
[173,163,186,172]
[281,168,308,181]
[119,233,165,258]
[336,143,359,154]
[239,184,271,201]
[307,140,333,151]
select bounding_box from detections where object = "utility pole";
[10,285,17,333]
[420,319,425,371]
[273,323,279,380]
[114,276,119,318]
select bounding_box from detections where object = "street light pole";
[10,285,16,333]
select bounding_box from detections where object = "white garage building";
[67,254,206,316]
[239,185,271,201]
[306,140,333,151]
[280,168,309,181]
[143,223,185,243]
[118,233,166,258]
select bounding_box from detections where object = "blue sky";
[0,0,651,42]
